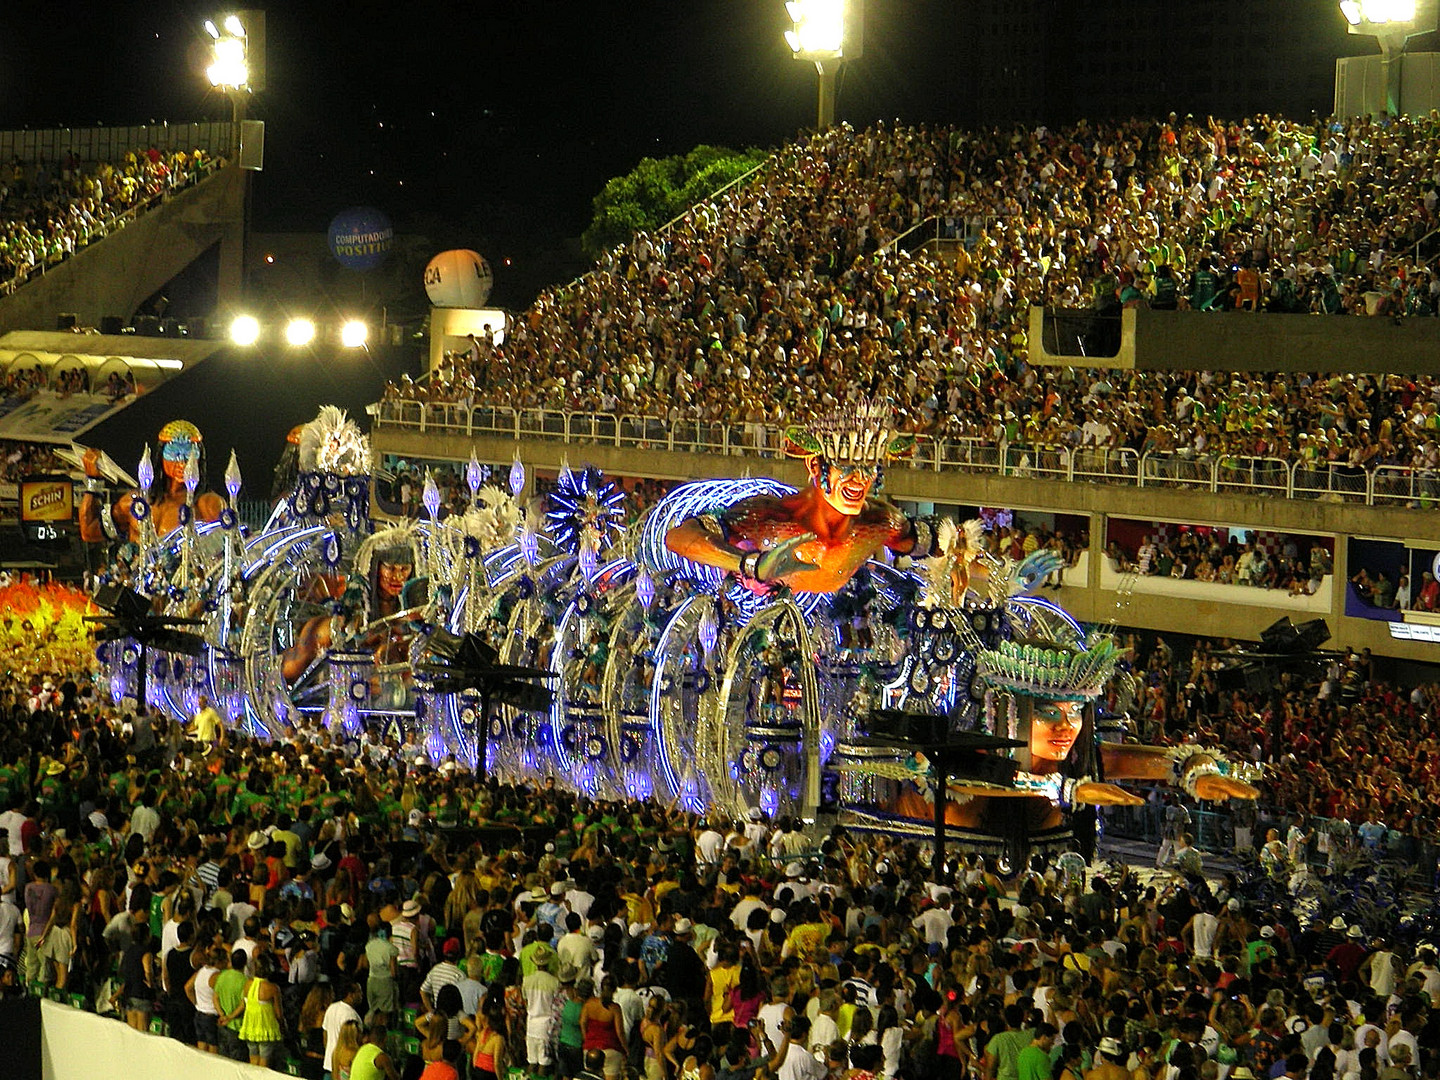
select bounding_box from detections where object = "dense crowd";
[381,115,1440,481]
[2,651,1440,1080]
[1111,633,1440,858]
[0,147,215,291]
[1104,531,1333,597]
[0,439,63,484]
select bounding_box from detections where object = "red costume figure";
[665,398,968,593]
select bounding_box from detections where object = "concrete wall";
[373,425,1440,664]
[0,166,247,334]
[1031,305,1440,374]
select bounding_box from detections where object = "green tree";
[580,144,769,260]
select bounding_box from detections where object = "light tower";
[1336,0,1438,116]
[784,0,863,131]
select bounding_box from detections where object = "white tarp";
[41,999,280,1080]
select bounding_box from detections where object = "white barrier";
[41,999,277,1080]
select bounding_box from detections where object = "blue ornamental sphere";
[328,207,394,271]
[424,249,494,308]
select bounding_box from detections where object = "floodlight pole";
[815,59,841,130]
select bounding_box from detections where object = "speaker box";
[55,313,78,331]
[1296,619,1332,651]
[100,315,123,335]
[239,120,265,171]
[94,583,151,621]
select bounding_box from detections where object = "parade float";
[83,398,1255,861]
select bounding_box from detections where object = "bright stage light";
[207,36,248,87]
[224,14,246,36]
[785,0,845,55]
[340,320,369,348]
[229,314,260,346]
[285,318,316,346]
[204,19,220,38]
[1342,0,1417,23]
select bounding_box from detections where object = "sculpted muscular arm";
[664,507,816,585]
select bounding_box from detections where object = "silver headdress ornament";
[784,396,915,465]
[976,634,1120,702]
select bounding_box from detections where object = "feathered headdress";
[298,406,371,475]
[976,635,1119,702]
[783,396,915,465]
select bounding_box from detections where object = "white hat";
[247,830,268,851]
[1260,926,1275,939]
[627,922,649,938]
[310,853,332,872]
[401,898,422,918]
[1347,925,1364,939]
[785,861,803,878]
[673,918,693,936]
[1329,915,1346,930]
[1227,898,1241,911]
[771,908,788,924]
[550,881,566,896]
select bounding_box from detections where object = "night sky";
[0,3,1364,300]
[0,2,1369,488]
[0,1,977,290]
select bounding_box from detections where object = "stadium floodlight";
[1339,0,1431,114]
[785,0,845,55]
[206,35,247,88]
[340,320,369,348]
[229,314,260,346]
[784,0,861,130]
[224,13,246,36]
[285,318,316,347]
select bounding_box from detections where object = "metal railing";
[372,403,1435,509]
[1102,800,1440,870]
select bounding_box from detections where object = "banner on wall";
[19,476,73,522]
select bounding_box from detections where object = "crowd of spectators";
[0,147,215,291]
[0,439,62,484]
[1110,633,1440,859]
[3,645,1440,1080]
[1104,531,1333,597]
[381,114,1440,485]
[1348,568,1440,613]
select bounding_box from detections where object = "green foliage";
[580,145,769,260]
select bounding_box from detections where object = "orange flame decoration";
[0,578,99,672]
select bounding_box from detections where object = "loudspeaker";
[55,313,78,331]
[239,120,265,171]
[1260,617,1302,653]
[94,583,151,620]
[1296,619,1332,651]
[100,315,123,335]
[133,315,161,337]
[868,711,948,744]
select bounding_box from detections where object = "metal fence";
[1102,800,1440,871]
[0,123,238,166]
[374,403,1436,509]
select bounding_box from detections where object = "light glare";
[224,14,245,36]
[207,37,247,87]
[229,314,260,346]
[787,0,845,54]
[285,319,316,346]
[204,20,219,38]
[340,320,369,348]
